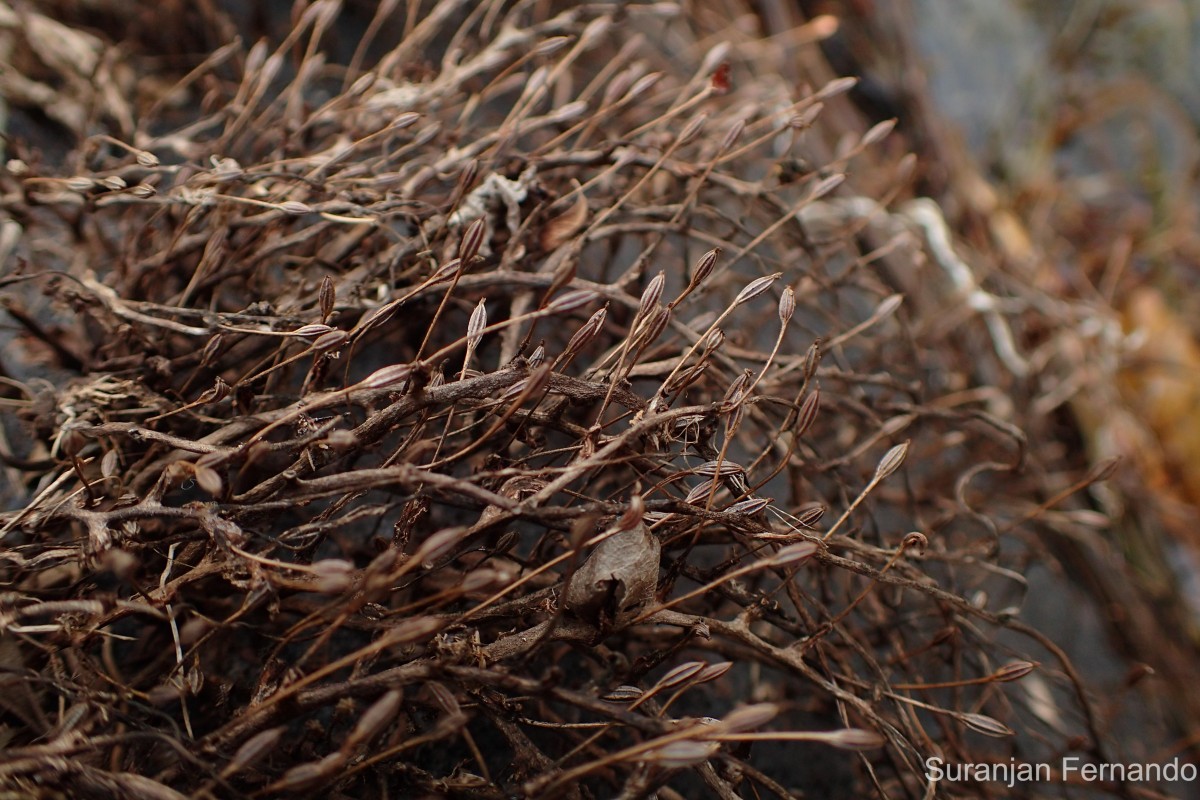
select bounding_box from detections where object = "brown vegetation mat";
[0,2,1194,798]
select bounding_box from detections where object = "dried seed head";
[361,363,412,389]
[677,113,708,147]
[345,690,402,751]
[640,272,666,318]
[719,703,779,733]
[101,175,127,190]
[814,76,859,100]
[689,247,720,291]
[796,502,825,527]
[794,389,820,437]
[134,149,159,167]
[651,740,720,768]
[312,559,355,594]
[778,286,796,325]
[66,176,96,192]
[223,727,286,777]
[791,102,825,129]
[684,479,716,505]
[874,440,909,481]
[279,200,312,215]
[564,305,607,359]
[467,299,487,350]
[992,661,1036,683]
[459,217,487,262]
[861,118,897,149]
[535,35,573,56]
[694,460,744,478]
[294,323,334,339]
[201,334,223,366]
[766,541,818,567]
[734,272,780,305]
[528,343,546,368]
[725,496,771,517]
[312,329,349,353]
[654,661,706,690]
[194,465,223,497]
[721,118,745,152]
[803,340,821,379]
[959,712,1015,738]
[807,173,844,202]
[693,661,733,684]
[319,276,335,321]
[546,288,598,313]
[602,685,644,703]
[825,728,886,750]
[624,71,662,102]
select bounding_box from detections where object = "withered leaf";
[564,521,660,627]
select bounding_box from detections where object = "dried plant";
[0,2,1159,798]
